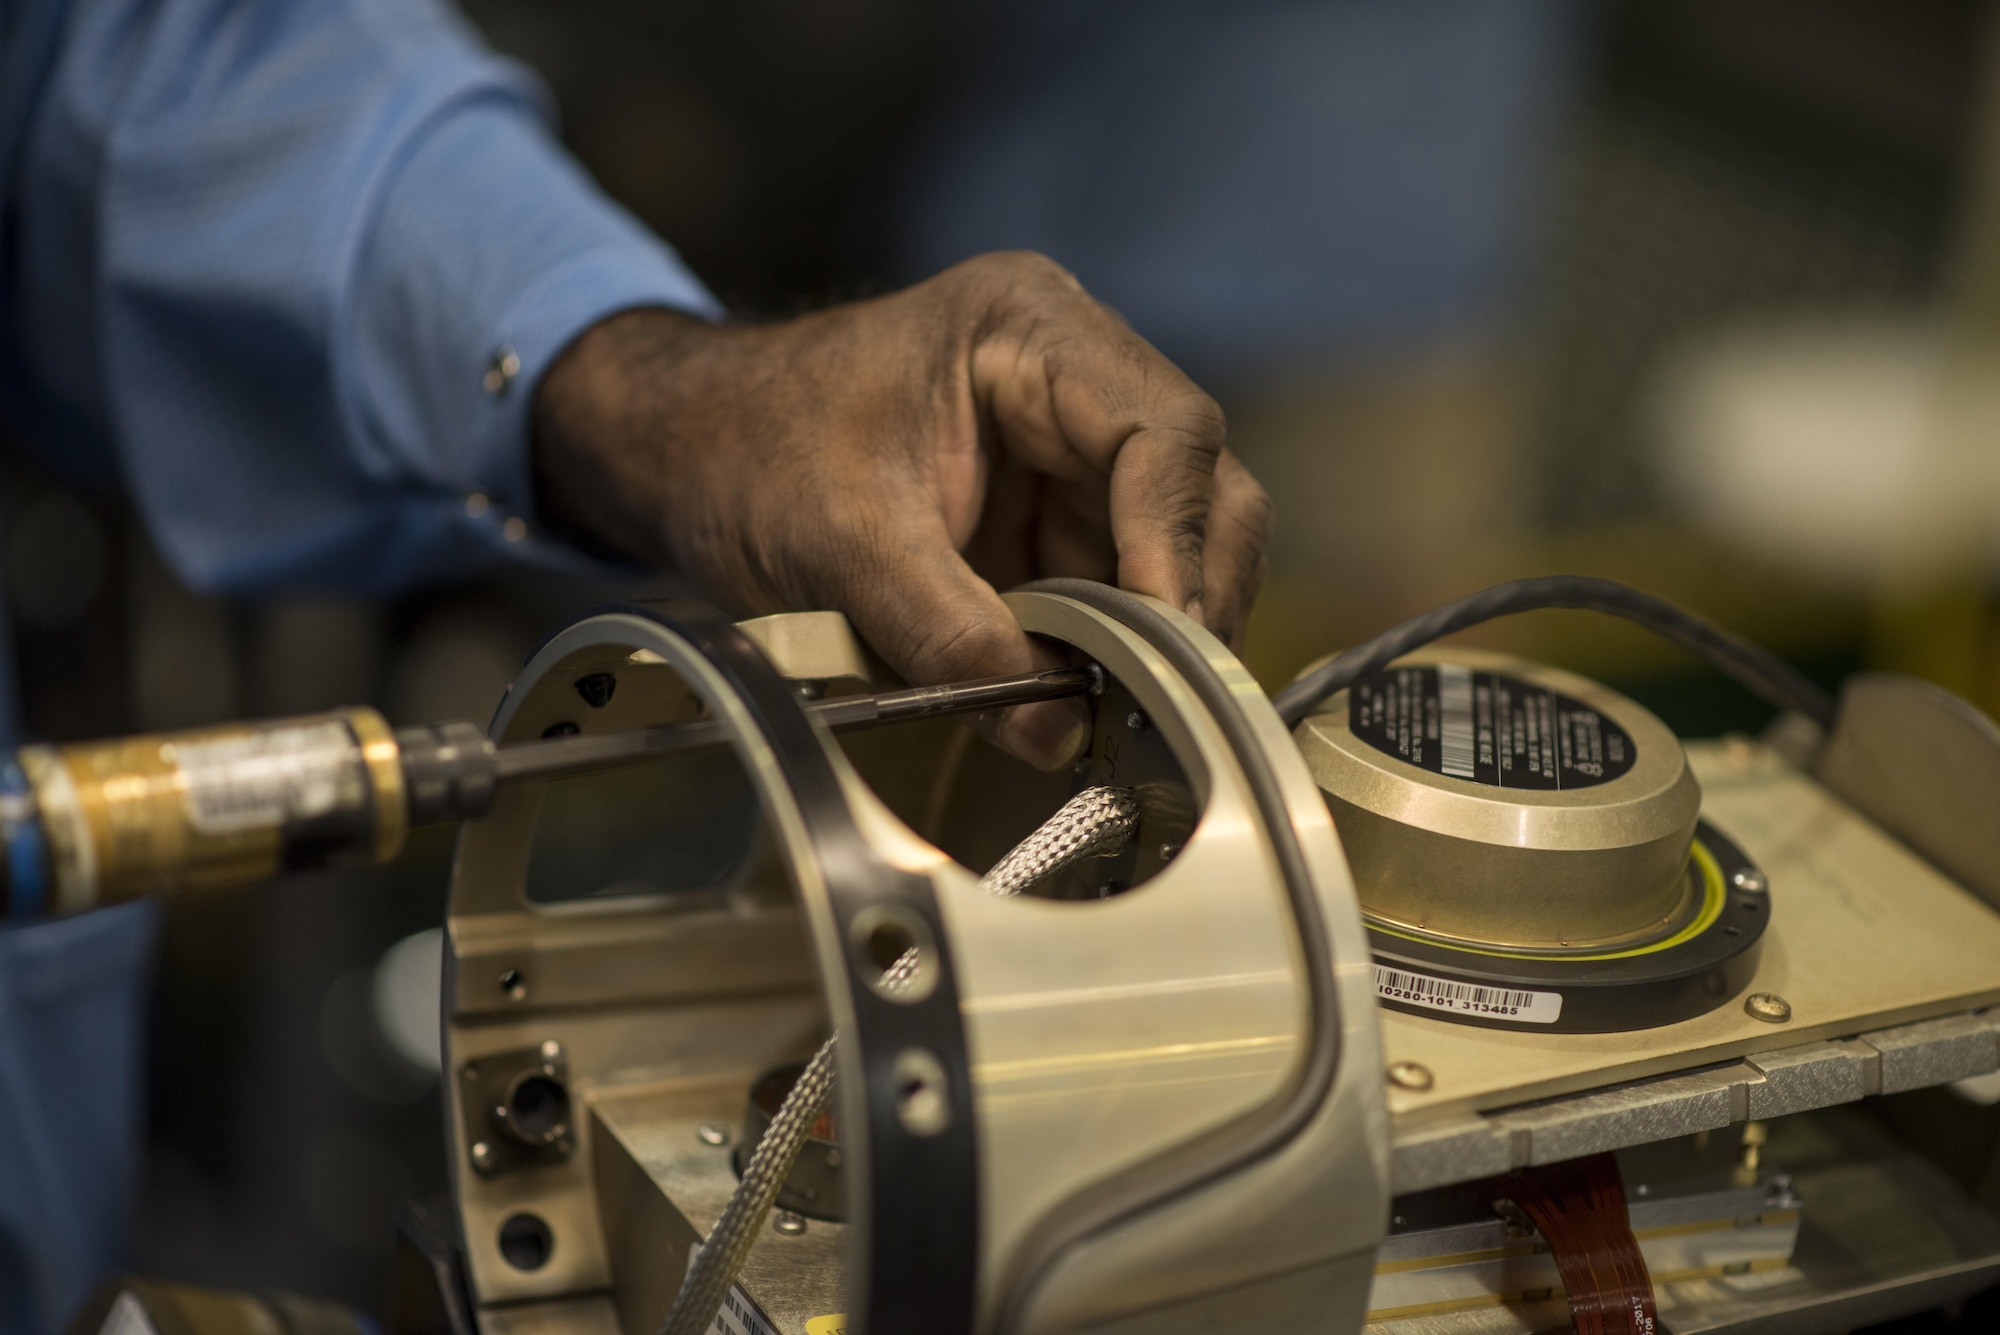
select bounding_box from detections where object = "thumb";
[827,511,1089,771]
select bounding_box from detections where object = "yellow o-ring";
[1369,839,1729,963]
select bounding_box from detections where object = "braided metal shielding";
[661,785,1139,1335]
[981,786,1141,897]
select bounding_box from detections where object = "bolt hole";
[573,673,617,708]
[892,1048,951,1136]
[542,721,579,738]
[851,906,937,1003]
[1723,925,1740,937]
[498,969,527,1001]
[1740,901,1761,912]
[498,1213,553,1271]
[865,920,914,973]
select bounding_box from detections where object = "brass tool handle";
[8,707,404,916]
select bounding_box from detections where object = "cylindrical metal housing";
[15,707,405,913]
[1294,648,1700,952]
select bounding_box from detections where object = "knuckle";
[899,603,1011,682]
[1161,490,1212,559]
[946,251,1085,319]
[1158,388,1226,450]
[1237,476,1277,542]
[984,249,1075,286]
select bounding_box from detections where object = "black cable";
[1270,575,1837,731]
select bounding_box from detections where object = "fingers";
[1036,475,1118,584]
[1103,416,1222,622]
[963,254,1228,624]
[822,505,1090,771]
[1198,451,1275,649]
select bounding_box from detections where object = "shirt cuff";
[345,81,721,566]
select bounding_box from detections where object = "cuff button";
[483,346,521,396]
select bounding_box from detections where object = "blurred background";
[8,0,2000,1315]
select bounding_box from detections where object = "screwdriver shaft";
[491,665,1096,783]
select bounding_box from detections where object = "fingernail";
[992,698,1091,772]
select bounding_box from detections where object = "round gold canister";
[1294,649,1701,953]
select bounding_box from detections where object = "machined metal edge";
[444,601,981,1334]
[990,581,1390,1335]
[1390,1007,2000,1194]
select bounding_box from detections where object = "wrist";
[531,306,722,567]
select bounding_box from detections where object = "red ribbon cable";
[1504,1152,1659,1335]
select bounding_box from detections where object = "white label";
[176,721,357,835]
[689,1244,781,1335]
[710,1288,778,1335]
[1374,964,1563,1024]
[1436,664,1477,779]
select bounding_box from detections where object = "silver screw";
[1745,992,1792,1023]
[1732,868,1769,895]
[1387,1061,1434,1091]
[825,1148,842,1169]
[696,1123,730,1148]
[1125,710,1148,731]
[471,1141,495,1173]
[1158,842,1181,862]
[539,1039,563,1066]
[773,1211,807,1236]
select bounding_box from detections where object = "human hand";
[532,251,1272,769]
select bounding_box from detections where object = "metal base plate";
[1382,739,2000,1124]
[591,1076,847,1335]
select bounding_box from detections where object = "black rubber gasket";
[992,580,1344,1335]
[1368,819,1768,1033]
[522,600,979,1335]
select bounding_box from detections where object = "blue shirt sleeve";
[2,0,720,597]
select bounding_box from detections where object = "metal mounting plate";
[1382,738,2000,1131]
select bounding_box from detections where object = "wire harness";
[1270,574,1835,730]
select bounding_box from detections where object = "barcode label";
[1374,964,1563,1024]
[690,1244,780,1335]
[1436,664,1476,779]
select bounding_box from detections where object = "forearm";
[8,0,718,596]
[532,275,996,619]
[532,308,723,574]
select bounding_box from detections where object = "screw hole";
[865,920,914,972]
[893,1048,951,1136]
[850,906,938,1003]
[498,969,527,1001]
[573,673,617,708]
[498,1213,553,1271]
